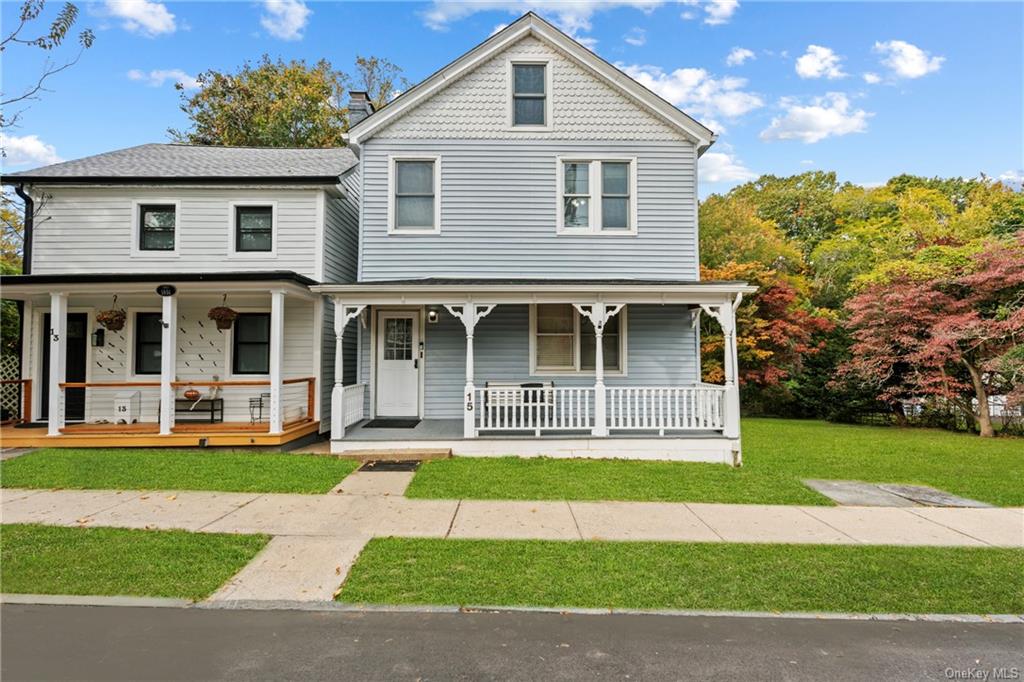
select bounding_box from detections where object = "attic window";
[511,62,549,127]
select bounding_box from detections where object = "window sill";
[531,369,627,378]
[387,228,441,236]
[555,228,638,237]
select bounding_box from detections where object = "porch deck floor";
[344,419,722,441]
[0,420,319,449]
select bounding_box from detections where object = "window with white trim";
[531,304,625,374]
[389,156,440,233]
[557,158,637,234]
[512,63,547,126]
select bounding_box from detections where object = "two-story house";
[1,13,753,463]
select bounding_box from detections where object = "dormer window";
[509,61,551,129]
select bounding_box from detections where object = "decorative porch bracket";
[573,303,624,437]
[699,294,743,441]
[331,301,367,441]
[445,303,497,438]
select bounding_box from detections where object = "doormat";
[358,460,421,472]
[363,419,421,429]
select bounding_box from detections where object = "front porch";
[316,279,755,464]
[0,272,324,449]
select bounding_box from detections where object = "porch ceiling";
[311,278,756,305]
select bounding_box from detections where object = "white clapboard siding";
[30,187,324,278]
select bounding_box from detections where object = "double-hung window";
[557,158,637,234]
[532,304,625,374]
[232,313,270,375]
[134,312,163,375]
[511,62,548,127]
[390,157,439,233]
[235,205,274,253]
[138,204,176,252]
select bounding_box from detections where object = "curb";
[5,594,1023,624]
[1,594,192,608]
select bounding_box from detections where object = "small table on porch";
[173,398,224,424]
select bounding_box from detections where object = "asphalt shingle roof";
[2,143,358,182]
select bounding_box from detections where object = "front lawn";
[339,538,1024,614]
[0,524,268,600]
[0,449,358,494]
[406,418,1024,506]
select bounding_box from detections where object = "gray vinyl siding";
[359,304,697,419]
[323,171,360,282]
[30,186,323,278]
[357,139,698,281]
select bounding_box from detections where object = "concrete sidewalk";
[4,485,1021,602]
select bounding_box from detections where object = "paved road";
[3,604,1022,680]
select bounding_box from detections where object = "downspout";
[14,184,33,275]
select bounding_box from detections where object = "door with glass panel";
[376,312,420,417]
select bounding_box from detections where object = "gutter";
[13,184,32,274]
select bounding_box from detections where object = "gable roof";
[2,143,358,185]
[348,12,716,152]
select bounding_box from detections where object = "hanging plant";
[208,294,238,331]
[96,296,127,331]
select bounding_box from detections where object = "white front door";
[376,311,420,417]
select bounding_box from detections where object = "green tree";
[728,171,844,252]
[170,56,349,148]
[354,55,409,110]
[1,0,94,130]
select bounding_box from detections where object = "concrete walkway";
[3,482,1022,602]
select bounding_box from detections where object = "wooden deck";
[0,419,320,449]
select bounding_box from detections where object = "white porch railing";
[475,386,594,435]
[607,385,726,434]
[342,383,367,428]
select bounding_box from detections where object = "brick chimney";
[348,91,375,126]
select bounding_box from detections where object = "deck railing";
[607,385,726,434]
[474,386,595,435]
[471,384,727,437]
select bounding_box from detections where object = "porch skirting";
[330,433,740,464]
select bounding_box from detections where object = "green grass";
[0,524,268,600]
[406,418,1024,506]
[339,538,1024,614]
[0,449,358,494]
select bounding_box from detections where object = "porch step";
[336,448,453,462]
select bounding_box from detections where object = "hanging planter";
[208,295,238,331]
[96,297,127,331]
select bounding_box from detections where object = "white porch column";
[574,303,624,438]
[701,296,743,441]
[331,300,366,440]
[268,289,286,435]
[47,292,68,436]
[158,292,178,436]
[445,303,496,439]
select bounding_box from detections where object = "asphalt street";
[2,604,1021,680]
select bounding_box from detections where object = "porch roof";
[0,270,318,299]
[311,278,756,305]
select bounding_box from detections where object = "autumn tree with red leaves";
[841,235,1024,436]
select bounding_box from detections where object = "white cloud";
[725,47,755,67]
[0,134,62,168]
[421,1,661,35]
[260,0,311,41]
[703,0,739,25]
[127,68,201,90]
[862,72,882,84]
[103,0,176,36]
[800,159,815,166]
[489,23,508,36]
[700,151,756,183]
[624,27,646,46]
[873,40,944,79]
[795,45,847,80]
[618,63,764,127]
[760,93,871,144]
[998,169,1024,187]
[679,0,739,25]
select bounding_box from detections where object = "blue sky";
[2,0,1022,196]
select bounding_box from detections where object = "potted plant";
[96,307,126,332]
[208,305,238,331]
